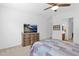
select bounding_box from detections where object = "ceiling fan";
[44,3,71,12]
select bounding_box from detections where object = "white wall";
[0,3,52,49]
[52,3,79,44]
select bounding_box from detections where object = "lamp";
[51,6,59,11]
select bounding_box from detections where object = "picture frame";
[53,25,60,30]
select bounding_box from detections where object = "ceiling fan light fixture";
[51,6,59,10]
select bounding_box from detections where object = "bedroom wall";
[0,3,52,49]
[52,3,79,44]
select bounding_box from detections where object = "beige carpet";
[0,45,31,56]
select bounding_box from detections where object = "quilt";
[30,39,79,56]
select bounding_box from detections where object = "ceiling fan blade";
[47,3,71,7]
[44,7,52,10]
[47,3,55,5]
[59,4,71,7]
[47,3,58,6]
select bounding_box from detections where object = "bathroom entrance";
[62,17,73,42]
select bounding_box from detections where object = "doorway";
[62,17,73,42]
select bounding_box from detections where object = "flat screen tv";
[24,24,37,33]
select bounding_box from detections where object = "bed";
[30,39,79,56]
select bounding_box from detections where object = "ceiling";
[0,3,79,16]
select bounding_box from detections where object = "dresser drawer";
[22,33,39,47]
[23,40,30,46]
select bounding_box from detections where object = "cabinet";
[22,33,39,47]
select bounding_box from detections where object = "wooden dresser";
[22,33,39,47]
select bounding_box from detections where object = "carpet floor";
[0,45,31,56]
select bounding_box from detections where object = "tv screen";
[24,24,37,33]
[31,25,37,32]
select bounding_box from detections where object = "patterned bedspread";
[30,39,79,56]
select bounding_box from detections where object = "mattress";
[30,39,79,56]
